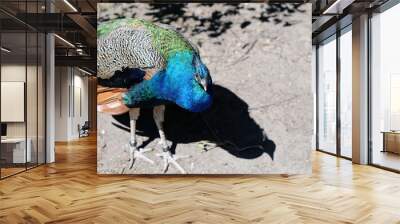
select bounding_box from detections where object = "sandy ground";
[97,3,313,174]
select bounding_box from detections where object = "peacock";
[97,18,213,174]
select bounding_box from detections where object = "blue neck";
[125,51,212,112]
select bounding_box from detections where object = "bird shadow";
[112,84,276,160]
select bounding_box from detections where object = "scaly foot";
[156,150,190,174]
[128,141,154,169]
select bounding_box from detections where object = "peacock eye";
[195,73,201,82]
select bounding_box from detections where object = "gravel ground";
[97,3,313,174]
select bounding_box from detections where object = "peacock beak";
[195,73,208,92]
[201,79,207,92]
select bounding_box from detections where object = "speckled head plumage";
[98,18,213,113]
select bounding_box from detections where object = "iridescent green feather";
[97,18,193,59]
[97,18,135,38]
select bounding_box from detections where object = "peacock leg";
[128,108,154,169]
[153,105,190,174]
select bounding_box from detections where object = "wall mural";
[97,3,312,174]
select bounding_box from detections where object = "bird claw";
[156,151,190,174]
[129,144,154,169]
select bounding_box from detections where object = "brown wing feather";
[97,85,129,115]
[143,68,158,80]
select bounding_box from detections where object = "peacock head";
[162,50,213,112]
[192,54,212,93]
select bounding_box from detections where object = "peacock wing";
[97,19,166,80]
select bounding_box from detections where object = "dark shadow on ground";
[99,3,305,39]
[145,3,305,38]
[112,85,276,160]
